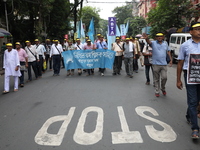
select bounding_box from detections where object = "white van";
[169,33,191,62]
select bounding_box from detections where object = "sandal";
[191,130,199,139]
[2,91,9,94]
[14,89,18,92]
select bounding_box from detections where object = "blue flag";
[80,19,85,43]
[62,49,116,70]
[87,18,95,43]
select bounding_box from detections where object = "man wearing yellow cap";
[15,42,28,87]
[123,37,134,78]
[50,39,63,76]
[34,39,46,77]
[3,43,21,94]
[25,40,39,81]
[143,32,172,97]
[177,22,200,139]
[112,36,123,75]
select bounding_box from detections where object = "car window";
[170,37,176,44]
[181,37,185,44]
[177,37,181,44]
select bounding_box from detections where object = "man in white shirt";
[112,36,123,75]
[25,40,39,81]
[34,39,45,77]
[50,40,63,76]
[74,38,83,75]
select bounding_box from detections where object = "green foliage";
[112,3,147,37]
[81,6,101,32]
[147,0,199,36]
[112,4,133,26]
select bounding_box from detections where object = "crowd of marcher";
[2,22,200,139]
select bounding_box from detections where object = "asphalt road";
[0,63,199,150]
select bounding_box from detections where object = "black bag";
[144,56,151,65]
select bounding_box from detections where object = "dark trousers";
[184,72,200,131]
[145,65,153,82]
[99,68,105,73]
[53,55,61,75]
[28,61,38,81]
[45,54,52,70]
[19,61,25,84]
[87,69,94,75]
[133,57,139,71]
[37,55,43,76]
[113,56,122,73]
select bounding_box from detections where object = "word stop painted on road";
[35,106,177,146]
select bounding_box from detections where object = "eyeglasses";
[193,28,200,31]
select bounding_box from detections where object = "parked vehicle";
[169,33,191,62]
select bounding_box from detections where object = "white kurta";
[3,49,21,77]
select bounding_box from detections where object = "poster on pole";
[187,54,200,84]
[108,17,116,36]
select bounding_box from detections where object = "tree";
[125,16,147,37]
[147,0,199,36]
[81,6,101,32]
[112,4,133,26]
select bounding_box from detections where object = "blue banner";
[62,49,116,70]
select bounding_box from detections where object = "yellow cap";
[156,33,164,36]
[87,39,91,42]
[54,40,58,42]
[25,41,30,43]
[6,43,12,46]
[34,39,39,42]
[125,38,130,40]
[46,39,50,41]
[192,23,200,28]
[15,42,20,45]
[116,37,120,40]
[97,34,101,36]
[76,38,80,41]
[64,39,67,41]
[130,36,133,40]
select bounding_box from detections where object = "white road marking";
[135,106,177,142]
[73,106,104,145]
[34,107,76,146]
[111,106,143,144]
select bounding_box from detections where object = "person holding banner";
[123,37,134,78]
[50,40,63,76]
[112,36,123,75]
[75,38,84,75]
[66,40,77,76]
[131,37,141,73]
[177,22,200,139]
[96,35,108,76]
[84,39,96,76]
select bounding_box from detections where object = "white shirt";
[25,45,39,62]
[35,44,45,59]
[50,44,63,57]
[74,43,84,50]
[112,42,123,56]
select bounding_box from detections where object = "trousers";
[4,76,18,91]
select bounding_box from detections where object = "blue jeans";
[184,72,200,131]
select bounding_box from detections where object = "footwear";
[86,74,90,76]
[155,93,160,97]
[162,90,167,96]
[129,75,133,78]
[2,91,9,94]
[135,70,138,73]
[53,74,56,76]
[117,72,121,75]
[191,130,199,139]
[66,73,71,76]
[101,73,104,76]
[113,73,117,75]
[20,84,24,87]
[71,72,74,76]
[146,82,150,85]
[14,89,18,92]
